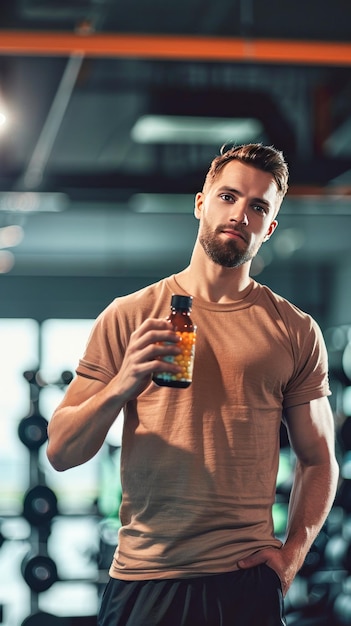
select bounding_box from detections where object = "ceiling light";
[0,225,24,249]
[0,192,68,213]
[131,115,263,144]
[0,250,15,273]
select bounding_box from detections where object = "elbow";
[46,439,70,472]
[46,416,71,472]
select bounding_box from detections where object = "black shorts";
[98,564,286,626]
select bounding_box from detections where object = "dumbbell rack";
[14,370,99,625]
[18,370,59,619]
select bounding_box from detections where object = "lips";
[221,228,247,243]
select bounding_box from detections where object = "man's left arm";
[238,396,339,595]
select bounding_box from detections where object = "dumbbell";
[18,413,48,450]
[22,485,58,526]
[21,552,58,592]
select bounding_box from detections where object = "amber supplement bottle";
[153,294,196,388]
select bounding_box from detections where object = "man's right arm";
[47,375,124,471]
[47,317,182,471]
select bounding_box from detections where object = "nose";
[230,202,249,226]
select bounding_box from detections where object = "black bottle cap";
[171,294,193,311]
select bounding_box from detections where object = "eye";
[252,204,267,215]
[219,193,235,202]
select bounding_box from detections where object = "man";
[47,143,339,626]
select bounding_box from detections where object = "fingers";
[237,552,268,569]
[237,549,290,596]
[128,318,182,366]
[131,318,180,348]
[115,318,183,400]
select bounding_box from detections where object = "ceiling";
[0,0,351,286]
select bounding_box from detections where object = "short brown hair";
[203,143,289,198]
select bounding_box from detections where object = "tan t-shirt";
[77,276,331,580]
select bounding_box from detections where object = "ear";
[263,219,278,242]
[194,192,204,219]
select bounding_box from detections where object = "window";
[0,319,39,513]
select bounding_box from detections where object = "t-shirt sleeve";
[76,300,124,384]
[282,315,331,409]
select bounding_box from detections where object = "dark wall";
[0,262,335,328]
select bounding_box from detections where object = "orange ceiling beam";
[0,31,351,65]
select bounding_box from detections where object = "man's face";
[195,160,281,268]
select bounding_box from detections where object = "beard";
[199,219,255,268]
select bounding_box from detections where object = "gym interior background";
[1,1,351,624]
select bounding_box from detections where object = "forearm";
[283,456,339,570]
[47,381,125,471]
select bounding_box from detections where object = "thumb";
[238,551,267,570]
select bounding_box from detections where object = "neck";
[176,245,253,304]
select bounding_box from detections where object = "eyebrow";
[217,186,272,210]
